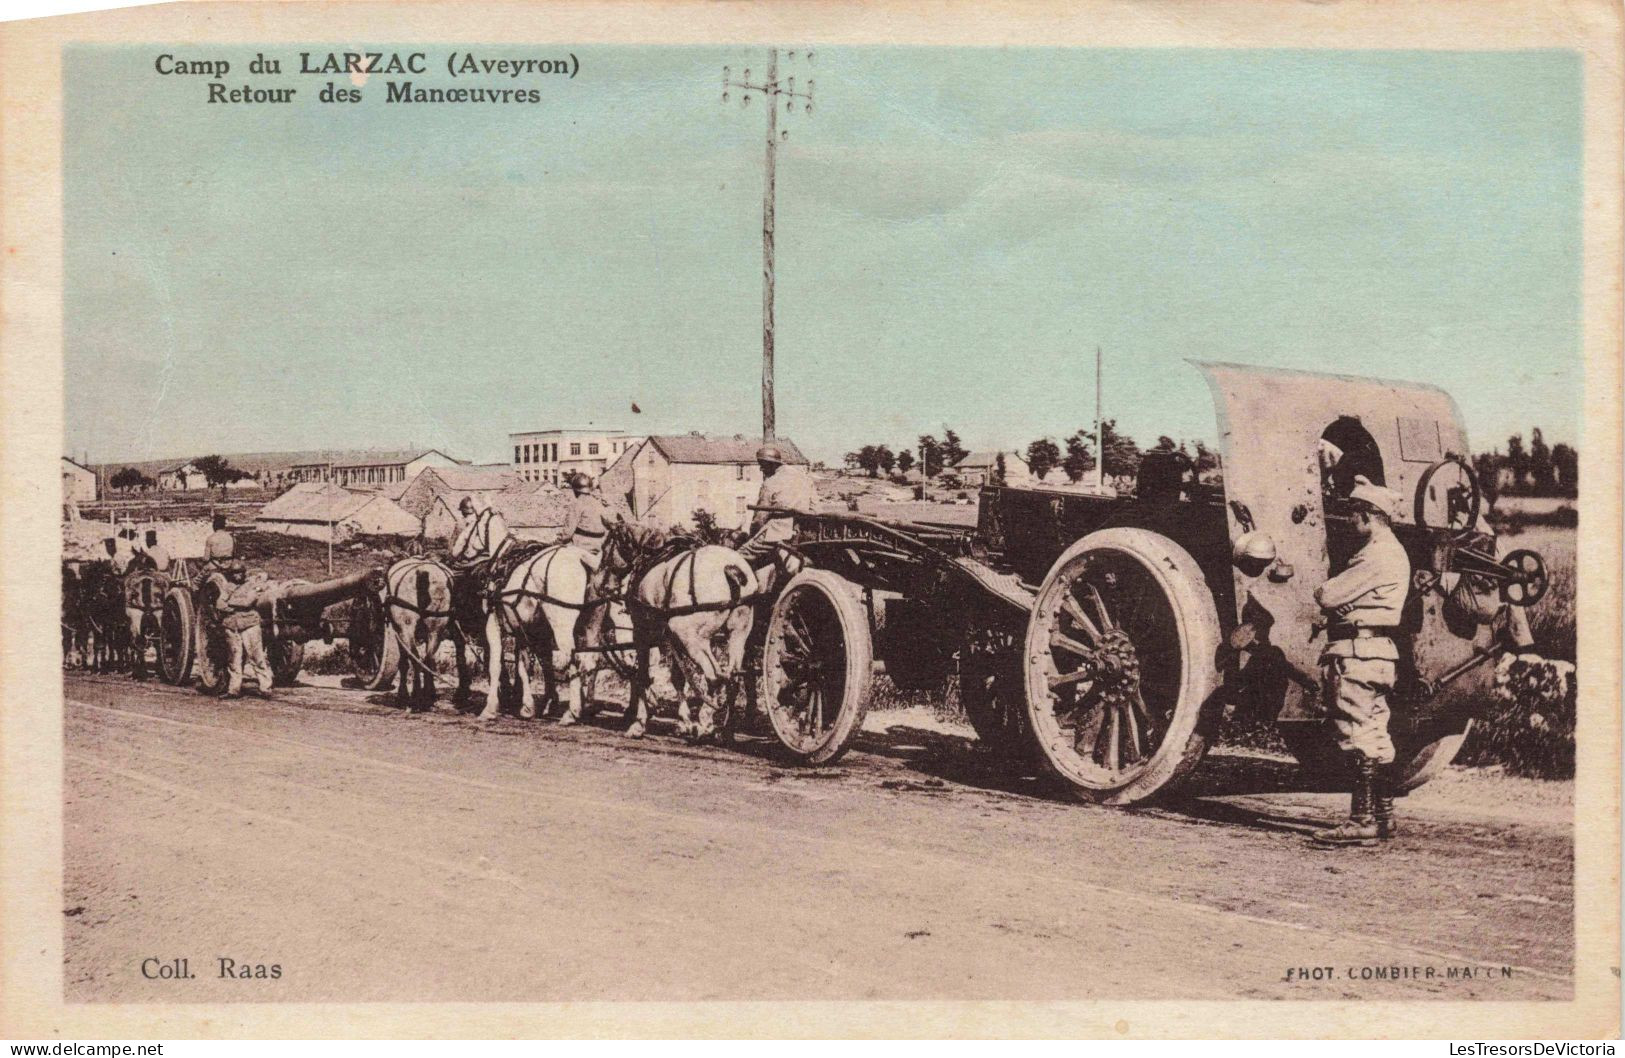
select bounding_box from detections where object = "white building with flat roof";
[509,428,642,486]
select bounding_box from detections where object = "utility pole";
[1092,345,1105,491]
[723,49,815,442]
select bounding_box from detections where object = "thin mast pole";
[761,48,778,442]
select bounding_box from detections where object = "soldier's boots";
[1313,754,1380,847]
[1374,768,1398,841]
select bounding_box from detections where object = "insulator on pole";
[722,92,729,103]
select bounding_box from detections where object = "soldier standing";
[204,514,235,568]
[217,562,274,699]
[556,471,614,571]
[738,444,814,578]
[1312,475,1411,847]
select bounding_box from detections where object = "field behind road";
[63,673,1573,1005]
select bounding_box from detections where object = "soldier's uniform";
[1313,475,1410,846]
[739,450,814,565]
[218,568,273,698]
[557,485,614,571]
[204,524,236,564]
[145,540,173,574]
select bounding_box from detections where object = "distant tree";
[1026,438,1060,483]
[690,508,734,545]
[876,445,896,476]
[1062,430,1097,483]
[1152,435,1178,453]
[994,453,1007,486]
[855,445,883,478]
[842,450,861,472]
[916,435,943,478]
[1551,442,1579,493]
[193,454,247,491]
[1529,428,1554,493]
[1506,434,1528,489]
[940,429,968,469]
[1474,451,1501,508]
[896,449,915,475]
[1100,419,1142,478]
[109,467,153,492]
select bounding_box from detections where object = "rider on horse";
[737,444,815,589]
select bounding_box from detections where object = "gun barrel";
[258,569,375,616]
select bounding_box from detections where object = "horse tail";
[723,561,748,605]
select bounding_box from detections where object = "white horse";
[485,543,612,723]
[614,523,761,742]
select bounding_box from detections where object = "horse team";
[383,505,776,743]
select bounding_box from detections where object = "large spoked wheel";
[959,625,1033,760]
[269,638,305,687]
[761,569,874,765]
[194,610,231,696]
[347,591,399,691]
[1022,528,1222,805]
[157,587,195,685]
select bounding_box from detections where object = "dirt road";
[63,673,1573,1003]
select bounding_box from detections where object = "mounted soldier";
[738,444,814,590]
[556,471,615,573]
[1312,475,1410,848]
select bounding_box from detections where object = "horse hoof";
[624,722,646,739]
[557,713,579,727]
[519,703,536,720]
[477,709,500,722]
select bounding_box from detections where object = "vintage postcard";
[1,0,1620,1040]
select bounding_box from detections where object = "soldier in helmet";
[1312,474,1411,847]
[140,528,172,574]
[216,561,273,699]
[738,443,815,585]
[555,471,615,571]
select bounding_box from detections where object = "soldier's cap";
[755,444,785,466]
[1348,475,1402,519]
[567,471,591,488]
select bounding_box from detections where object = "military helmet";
[566,470,591,489]
[755,444,785,466]
[1348,475,1403,519]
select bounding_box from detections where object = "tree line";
[844,430,969,479]
[1025,424,1219,485]
[1472,428,1577,502]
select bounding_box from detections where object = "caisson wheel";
[958,625,1033,760]
[269,638,305,687]
[347,590,399,691]
[1022,528,1221,805]
[760,569,873,765]
[157,586,195,685]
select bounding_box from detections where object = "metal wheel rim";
[764,584,850,754]
[1027,548,1184,789]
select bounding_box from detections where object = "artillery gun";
[747,362,1552,805]
[157,567,397,693]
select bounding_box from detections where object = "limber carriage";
[751,362,1550,804]
[155,567,397,694]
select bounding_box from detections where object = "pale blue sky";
[65,46,1581,465]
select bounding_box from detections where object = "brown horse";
[610,521,761,742]
[383,556,468,711]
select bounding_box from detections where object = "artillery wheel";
[347,590,399,691]
[1022,528,1221,805]
[958,626,1033,760]
[269,639,305,687]
[194,615,231,696]
[157,586,195,685]
[761,569,873,765]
